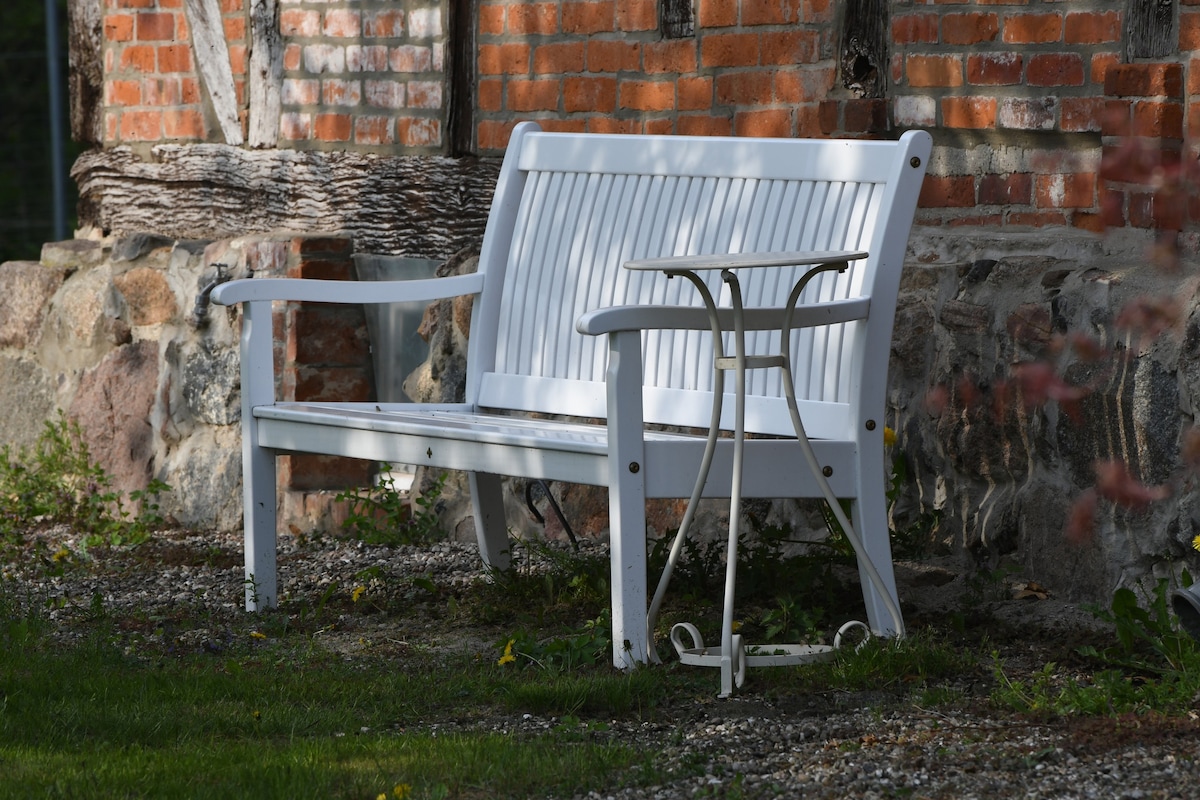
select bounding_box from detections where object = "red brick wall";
[101,0,447,150]
[94,0,1200,234]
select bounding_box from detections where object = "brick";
[775,68,835,107]
[478,78,503,112]
[586,117,643,134]
[1133,100,1184,138]
[843,98,888,133]
[281,454,371,491]
[716,72,773,106]
[163,109,204,139]
[478,43,530,75]
[998,97,1057,130]
[228,44,247,76]
[942,13,999,45]
[135,12,176,40]
[1064,10,1120,44]
[942,96,997,128]
[735,109,792,138]
[919,175,976,208]
[223,16,245,42]
[539,119,589,133]
[587,40,640,72]
[508,78,560,111]
[1036,173,1095,209]
[280,9,319,37]
[894,95,936,127]
[761,30,819,65]
[644,40,697,73]
[324,9,361,37]
[1104,63,1184,98]
[290,237,355,261]
[619,80,674,111]
[1027,53,1085,87]
[157,44,192,73]
[284,362,371,398]
[479,4,505,35]
[1007,212,1068,227]
[795,104,821,138]
[282,78,320,105]
[967,52,1022,85]
[1061,97,1106,132]
[1182,11,1200,49]
[354,116,394,146]
[182,78,201,104]
[617,0,657,31]
[280,112,312,140]
[477,120,518,151]
[314,113,352,142]
[702,33,760,68]
[534,42,586,74]
[564,76,617,112]
[906,55,963,88]
[742,0,802,25]
[105,14,135,42]
[364,9,405,37]
[390,45,434,73]
[818,100,839,134]
[509,2,559,34]
[677,115,733,137]
[563,1,615,33]
[892,13,938,44]
[143,77,182,105]
[398,117,443,147]
[346,45,390,73]
[322,79,362,106]
[979,173,1032,205]
[698,0,737,27]
[408,8,443,38]
[304,44,346,74]
[284,44,302,71]
[408,81,443,109]
[1091,52,1120,85]
[677,76,712,111]
[119,45,156,73]
[120,110,162,141]
[365,80,406,109]
[1003,13,1062,43]
[107,80,141,106]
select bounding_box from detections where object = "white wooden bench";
[212,122,931,669]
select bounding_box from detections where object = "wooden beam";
[1126,0,1176,60]
[183,0,244,146]
[448,0,475,155]
[73,146,501,257]
[839,0,888,99]
[248,0,282,148]
[67,0,103,144]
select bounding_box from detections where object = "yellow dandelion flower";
[351,585,366,603]
[250,631,267,640]
[393,784,412,800]
[1192,534,1200,553]
[498,638,517,666]
[883,426,897,447]
[731,620,743,633]
[52,547,70,563]
[377,794,388,800]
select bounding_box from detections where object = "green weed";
[337,467,447,546]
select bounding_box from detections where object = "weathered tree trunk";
[67,0,103,144]
[72,146,501,258]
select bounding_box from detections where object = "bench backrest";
[468,122,931,438]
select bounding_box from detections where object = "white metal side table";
[626,250,905,697]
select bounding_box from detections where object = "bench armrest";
[210,273,485,306]
[576,297,870,335]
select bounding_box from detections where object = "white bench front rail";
[211,123,932,669]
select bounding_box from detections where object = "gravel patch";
[4,525,1199,799]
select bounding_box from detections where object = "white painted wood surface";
[183,0,244,146]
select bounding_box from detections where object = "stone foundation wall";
[3,225,1199,605]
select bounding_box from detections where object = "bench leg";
[242,435,278,611]
[851,467,903,637]
[469,472,510,571]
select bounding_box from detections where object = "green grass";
[0,608,665,799]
